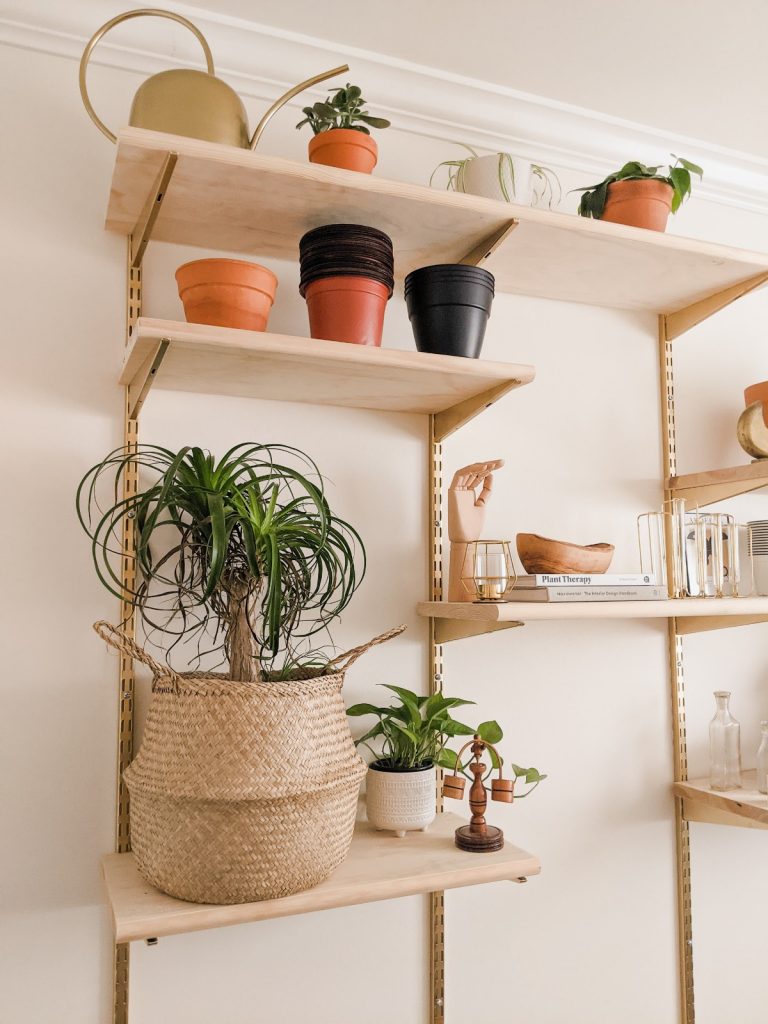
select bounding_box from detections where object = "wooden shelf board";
[669,461,768,507]
[107,128,768,316]
[417,598,768,641]
[102,813,540,943]
[674,771,768,830]
[122,318,534,433]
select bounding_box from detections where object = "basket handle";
[93,620,182,689]
[328,624,407,673]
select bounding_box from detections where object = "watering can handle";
[79,8,215,144]
[249,64,350,150]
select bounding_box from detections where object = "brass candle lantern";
[461,540,516,602]
[442,735,513,852]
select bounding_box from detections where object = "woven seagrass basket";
[95,621,404,905]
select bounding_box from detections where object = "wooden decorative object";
[736,401,768,460]
[442,735,512,852]
[516,532,614,574]
[448,460,505,602]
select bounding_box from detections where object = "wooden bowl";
[516,533,614,574]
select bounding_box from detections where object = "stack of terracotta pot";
[175,258,278,332]
[299,225,394,346]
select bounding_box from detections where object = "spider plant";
[296,83,390,135]
[347,685,546,796]
[431,145,562,209]
[574,154,703,219]
[76,443,364,681]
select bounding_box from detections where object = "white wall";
[2,17,768,1024]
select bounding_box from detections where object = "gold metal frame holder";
[460,539,517,602]
[637,501,686,599]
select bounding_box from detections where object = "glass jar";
[709,691,742,791]
[756,721,768,795]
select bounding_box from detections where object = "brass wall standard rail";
[428,414,446,1024]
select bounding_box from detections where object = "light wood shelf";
[107,128,768,317]
[417,598,768,642]
[102,812,540,943]
[121,318,534,434]
[669,461,768,507]
[674,770,768,830]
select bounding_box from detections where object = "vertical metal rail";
[428,415,446,1024]
[658,314,695,1024]
[113,240,142,1024]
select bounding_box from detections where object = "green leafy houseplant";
[76,443,364,681]
[296,83,391,135]
[431,145,561,209]
[575,154,703,219]
[347,685,546,794]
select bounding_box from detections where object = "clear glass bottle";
[756,721,768,795]
[709,691,742,791]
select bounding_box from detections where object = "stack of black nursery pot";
[299,224,395,346]
[404,264,495,358]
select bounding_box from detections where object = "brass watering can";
[79,8,348,148]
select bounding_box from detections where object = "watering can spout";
[249,64,349,150]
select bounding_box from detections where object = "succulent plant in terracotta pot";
[575,155,703,232]
[296,83,390,173]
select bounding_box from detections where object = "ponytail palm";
[76,443,364,680]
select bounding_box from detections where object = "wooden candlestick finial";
[451,735,507,853]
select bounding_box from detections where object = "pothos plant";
[76,443,364,682]
[296,83,391,135]
[347,685,546,795]
[431,145,562,209]
[575,154,703,219]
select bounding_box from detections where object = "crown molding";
[2,0,768,214]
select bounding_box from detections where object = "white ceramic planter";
[461,154,533,206]
[365,763,437,838]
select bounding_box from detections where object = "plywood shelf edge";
[674,771,768,830]
[103,813,540,943]
[669,461,768,506]
[418,599,768,638]
[108,127,768,316]
[120,318,534,423]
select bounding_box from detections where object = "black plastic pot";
[404,264,495,358]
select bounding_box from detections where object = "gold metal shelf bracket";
[127,339,170,420]
[434,618,524,644]
[129,151,178,268]
[459,220,518,268]
[664,270,768,341]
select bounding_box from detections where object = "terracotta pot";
[176,258,278,332]
[304,276,389,346]
[308,129,378,174]
[600,179,674,232]
[516,533,615,574]
[744,381,768,426]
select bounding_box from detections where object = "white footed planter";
[366,763,437,838]
[460,154,533,206]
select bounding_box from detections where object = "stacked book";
[509,573,665,602]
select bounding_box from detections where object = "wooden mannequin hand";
[447,460,504,542]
